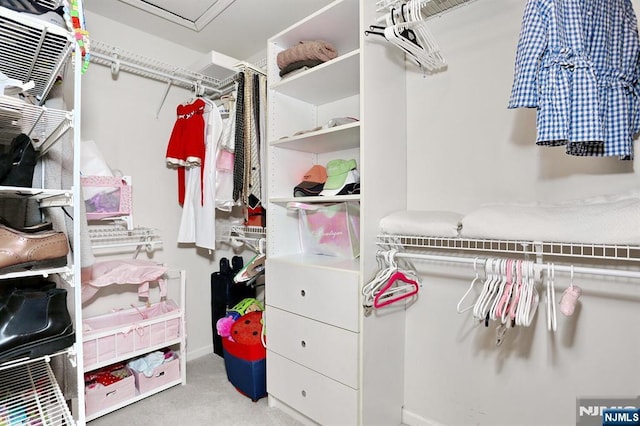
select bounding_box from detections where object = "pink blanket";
[277,40,338,70]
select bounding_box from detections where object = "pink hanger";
[373,270,420,308]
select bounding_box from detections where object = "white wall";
[80,11,253,361]
[402,1,640,425]
[81,3,640,424]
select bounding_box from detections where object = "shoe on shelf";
[0,287,74,363]
[0,225,68,274]
[0,216,53,234]
[0,133,37,188]
[0,276,57,310]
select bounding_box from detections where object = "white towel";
[460,190,640,245]
[380,210,463,237]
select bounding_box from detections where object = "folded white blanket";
[460,190,640,245]
[380,210,463,237]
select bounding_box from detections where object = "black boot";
[0,133,37,188]
[0,276,57,310]
[0,288,75,363]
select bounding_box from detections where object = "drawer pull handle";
[301,390,307,397]
[300,289,306,297]
[301,340,306,348]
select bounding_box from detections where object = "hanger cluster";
[363,249,421,311]
[365,0,447,73]
[456,258,584,346]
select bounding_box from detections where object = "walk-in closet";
[0,0,638,425]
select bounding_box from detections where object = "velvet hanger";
[373,270,420,309]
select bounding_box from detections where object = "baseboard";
[402,408,445,426]
[186,344,214,362]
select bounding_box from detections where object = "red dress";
[166,98,207,205]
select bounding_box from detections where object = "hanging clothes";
[165,98,207,204]
[508,0,640,159]
[177,98,222,250]
[216,95,237,212]
[245,72,261,209]
[231,69,267,211]
[232,72,245,203]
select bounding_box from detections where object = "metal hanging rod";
[382,250,640,280]
[376,0,476,19]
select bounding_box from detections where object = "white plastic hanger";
[545,263,557,331]
[363,249,398,308]
[516,261,539,327]
[406,0,447,71]
[456,257,482,313]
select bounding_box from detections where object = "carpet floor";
[87,353,303,426]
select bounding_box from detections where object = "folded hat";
[324,159,357,190]
[320,169,360,196]
[293,164,327,197]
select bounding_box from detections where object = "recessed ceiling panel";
[118,0,235,31]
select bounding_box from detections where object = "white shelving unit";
[0,4,83,425]
[265,1,408,424]
[82,267,187,422]
[84,213,186,422]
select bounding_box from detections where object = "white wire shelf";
[0,95,72,148]
[0,6,73,104]
[88,225,162,251]
[90,40,228,95]
[375,0,476,19]
[230,225,266,236]
[376,234,640,263]
[0,356,75,425]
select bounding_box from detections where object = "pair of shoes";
[0,225,68,274]
[0,133,37,188]
[0,287,74,363]
[0,217,52,234]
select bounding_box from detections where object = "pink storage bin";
[83,300,181,370]
[85,373,136,417]
[132,356,181,394]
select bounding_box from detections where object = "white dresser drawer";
[266,256,360,332]
[267,307,358,388]
[267,351,358,425]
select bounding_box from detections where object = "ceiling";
[83,0,335,61]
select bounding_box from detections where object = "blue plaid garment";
[508,0,640,159]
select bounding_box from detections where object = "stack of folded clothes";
[276,40,338,78]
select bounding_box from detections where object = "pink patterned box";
[85,372,136,417]
[81,175,132,221]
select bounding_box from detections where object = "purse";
[287,201,360,258]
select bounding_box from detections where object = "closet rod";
[386,251,640,280]
[376,0,476,23]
